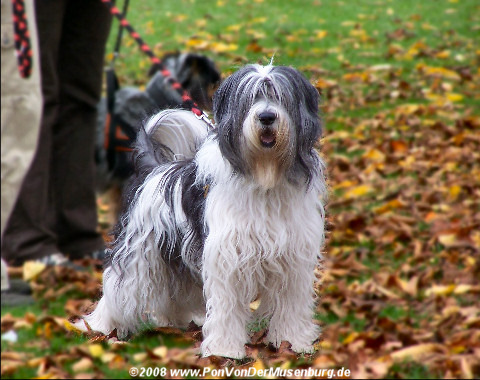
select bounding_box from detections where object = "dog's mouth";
[259,130,277,148]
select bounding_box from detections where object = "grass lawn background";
[2,0,479,378]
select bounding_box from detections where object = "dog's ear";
[148,52,181,77]
[297,71,322,142]
[212,73,234,124]
[212,66,251,124]
[285,67,323,186]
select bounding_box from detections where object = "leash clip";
[195,111,216,131]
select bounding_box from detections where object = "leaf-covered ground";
[2,0,479,378]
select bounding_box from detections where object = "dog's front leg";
[200,248,251,358]
[265,263,319,354]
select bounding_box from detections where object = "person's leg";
[1,0,64,265]
[53,0,112,258]
[1,0,43,288]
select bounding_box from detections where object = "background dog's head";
[96,53,220,190]
[213,65,322,189]
[148,53,221,111]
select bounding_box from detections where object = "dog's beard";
[241,101,295,189]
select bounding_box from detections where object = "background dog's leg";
[264,261,319,353]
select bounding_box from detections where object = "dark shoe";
[1,278,34,307]
[37,253,85,271]
[91,249,107,261]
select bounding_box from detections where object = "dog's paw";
[290,343,315,355]
[192,313,206,327]
[202,345,246,359]
[71,318,90,333]
[267,335,316,355]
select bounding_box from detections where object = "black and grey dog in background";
[95,52,220,192]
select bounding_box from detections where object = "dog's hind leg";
[151,275,205,328]
[74,265,145,338]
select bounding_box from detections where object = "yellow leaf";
[186,38,208,49]
[100,352,117,364]
[391,343,445,361]
[363,148,385,162]
[343,332,359,344]
[374,199,404,214]
[27,358,43,368]
[72,357,93,373]
[343,71,370,82]
[453,284,475,294]
[316,30,328,39]
[395,103,423,116]
[133,353,147,362]
[316,340,332,350]
[250,17,267,24]
[325,130,350,140]
[44,322,52,339]
[195,19,207,28]
[88,344,104,358]
[32,374,57,379]
[153,346,168,358]
[448,185,461,200]
[421,23,437,30]
[399,155,416,168]
[425,284,456,297]
[64,319,84,334]
[23,261,46,281]
[472,231,480,249]
[280,361,291,370]
[438,233,457,247]
[435,50,450,59]
[333,180,357,190]
[314,78,337,89]
[226,24,241,32]
[344,185,373,199]
[252,360,265,371]
[446,92,463,102]
[250,299,261,311]
[419,65,461,80]
[210,42,238,53]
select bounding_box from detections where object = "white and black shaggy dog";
[76,64,327,359]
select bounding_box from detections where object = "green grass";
[109,0,479,83]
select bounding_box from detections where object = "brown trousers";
[2,0,113,264]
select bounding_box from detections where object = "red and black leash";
[11,0,32,78]
[100,0,214,128]
[11,0,214,128]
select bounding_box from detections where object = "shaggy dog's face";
[213,65,322,189]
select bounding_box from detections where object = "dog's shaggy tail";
[119,109,211,220]
[135,109,210,173]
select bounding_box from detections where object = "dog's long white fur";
[77,65,327,359]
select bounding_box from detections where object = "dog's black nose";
[258,111,276,126]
